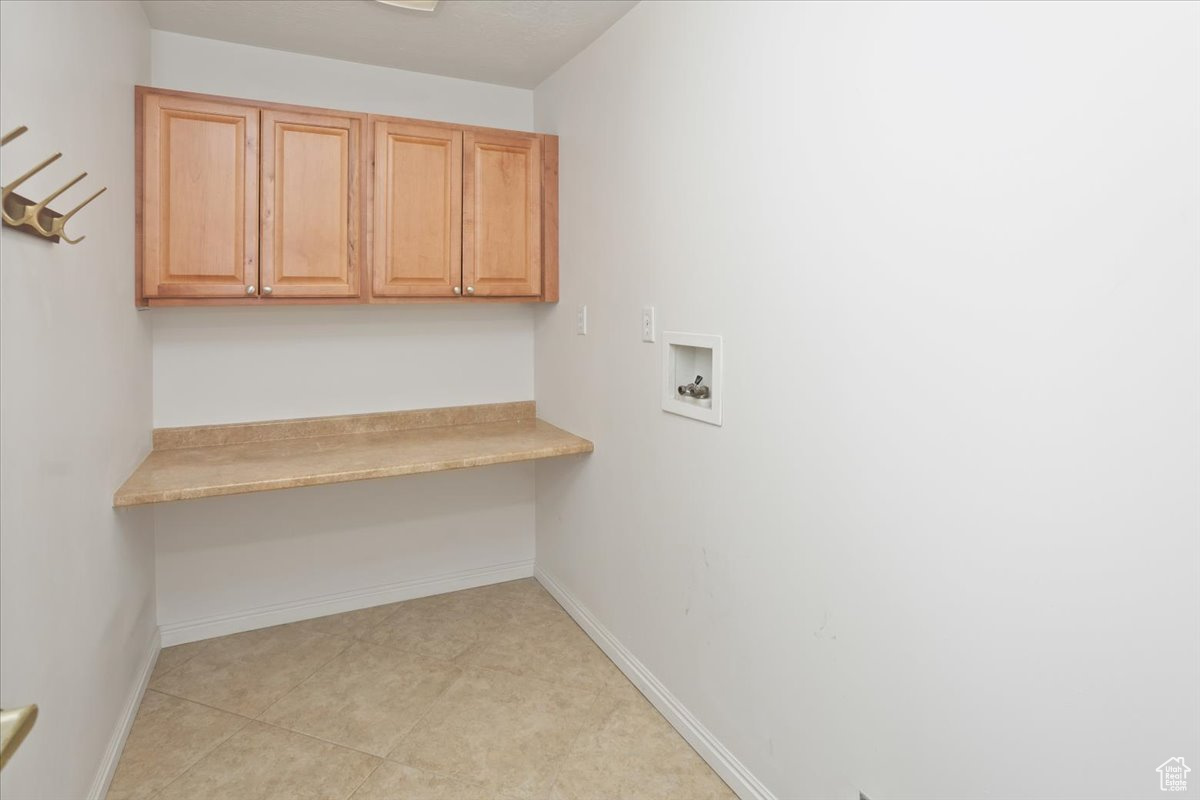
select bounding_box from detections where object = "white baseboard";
[535,568,777,800]
[87,627,160,800]
[160,559,536,646]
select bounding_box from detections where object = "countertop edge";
[113,427,593,508]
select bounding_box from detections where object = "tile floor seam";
[461,655,617,695]
[343,757,385,800]
[153,628,354,718]
[245,630,356,719]
[249,637,360,725]
[382,666,603,798]
[249,660,461,761]
[139,687,262,725]
[138,732,217,800]
[113,708,250,800]
[541,687,609,799]
[251,635,470,758]
[142,720,380,800]
[150,643,208,686]
[310,607,406,647]
[248,718,386,763]
[343,629,473,669]
[462,660,614,697]
[380,667,471,762]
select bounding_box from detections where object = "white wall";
[0,3,155,799]
[149,33,539,637]
[533,2,1200,799]
[150,30,533,131]
[154,464,534,643]
[152,305,534,426]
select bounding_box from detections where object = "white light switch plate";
[576,304,588,335]
[641,306,656,342]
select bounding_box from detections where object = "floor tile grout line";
[151,642,207,684]
[250,629,476,757]
[148,631,357,728]
[141,687,262,724]
[249,662,462,762]
[343,757,386,800]
[252,633,362,725]
[249,718,386,761]
[254,629,357,716]
[380,670,604,798]
[382,668,472,762]
[133,709,252,800]
[139,716,385,800]
[541,687,611,798]
[347,596,617,693]
[158,631,485,762]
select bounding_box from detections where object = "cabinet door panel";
[142,94,258,298]
[463,132,541,297]
[371,121,462,297]
[261,110,362,298]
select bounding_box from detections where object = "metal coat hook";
[1,125,105,244]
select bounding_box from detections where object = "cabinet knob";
[453,286,461,296]
[466,286,475,296]
[262,286,273,296]
[246,285,255,295]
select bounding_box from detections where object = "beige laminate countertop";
[113,402,592,507]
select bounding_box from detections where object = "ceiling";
[140,0,638,89]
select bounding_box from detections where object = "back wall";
[149,32,539,641]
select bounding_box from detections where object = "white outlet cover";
[641,306,656,342]
[576,304,588,335]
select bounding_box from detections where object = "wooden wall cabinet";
[367,116,557,303]
[463,131,541,298]
[371,121,462,298]
[136,87,558,307]
[140,93,259,299]
[261,109,363,299]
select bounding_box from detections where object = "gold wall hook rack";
[1,125,105,244]
[0,704,37,771]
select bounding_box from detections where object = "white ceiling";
[140,0,638,89]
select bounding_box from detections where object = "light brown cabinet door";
[463,131,542,298]
[261,109,363,298]
[142,93,258,298]
[371,120,462,297]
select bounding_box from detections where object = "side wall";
[149,32,537,640]
[533,2,1200,798]
[0,3,156,798]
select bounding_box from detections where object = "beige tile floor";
[107,579,736,800]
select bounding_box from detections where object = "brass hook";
[13,172,86,229]
[0,126,28,146]
[1,125,104,243]
[45,186,105,244]
[1,152,62,226]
